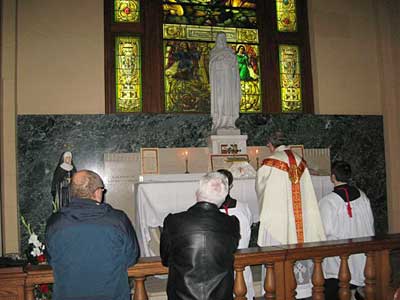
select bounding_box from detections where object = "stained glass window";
[279,45,302,112]
[114,0,140,23]
[115,36,142,112]
[105,0,314,114]
[276,0,297,32]
[163,0,261,113]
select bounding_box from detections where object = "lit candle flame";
[184,151,188,159]
[255,149,259,155]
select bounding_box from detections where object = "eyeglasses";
[97,187,107,194]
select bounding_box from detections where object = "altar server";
[218,169,255,300]
[256,131,326,299]
[319,161,375,300]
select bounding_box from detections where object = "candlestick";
[255,149,260,170]
[184,151,189,174]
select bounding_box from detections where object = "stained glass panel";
[163,0,256,9]
[164,38,261,113]
[279,45,302,112]
[115,36,142,112]
[114,0,140,23]
[164,40,211,112]
[163,24,258,44]
[163,2,257,28]
[163,0,260,113]
[276,0,297,32]
[236,44,261,112]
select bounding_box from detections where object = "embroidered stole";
[262,150,307,243]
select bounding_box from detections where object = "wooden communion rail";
[1,234,400,300]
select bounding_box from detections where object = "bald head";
[70,170,104,201]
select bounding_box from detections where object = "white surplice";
[221,200,255,300]
[319,189,375,286]
[256,145,326,299]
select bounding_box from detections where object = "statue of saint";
[51,151,77,210]
[209,32,241,133]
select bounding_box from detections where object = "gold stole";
[262,150,307,243]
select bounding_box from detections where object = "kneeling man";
[160,172,240,300]
[46,170,140,300]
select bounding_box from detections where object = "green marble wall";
[17,113,386,251]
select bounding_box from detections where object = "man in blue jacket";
[45,169,140,300]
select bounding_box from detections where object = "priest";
[256,131,326,299]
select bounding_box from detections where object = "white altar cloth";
[134,174,333,257]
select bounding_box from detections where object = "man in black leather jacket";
[160,172,240,300]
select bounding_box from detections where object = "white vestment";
[319,189,375,286]
[220,201,255,300]
[256,145,326,299]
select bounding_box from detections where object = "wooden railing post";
[375,249,393,300]
[364,251,376,300]
[234,266,247,300]
[284,260,297,300]
[338,254,351,300]
[264,262,276,300]
[273,261,286,300]
[133,276,148,300]
[312,257,325,300]
[24,283,35,300]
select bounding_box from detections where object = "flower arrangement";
[34,284,53,300]
[21,216,52,299]
[21,215,46,265]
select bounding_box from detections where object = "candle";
[255,149,260,170]
[184,150,189,174]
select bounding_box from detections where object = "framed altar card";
[141,148,159,174]
[210,154,249,171]
[289,145,305,158]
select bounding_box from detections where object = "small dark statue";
[51,151,77,210]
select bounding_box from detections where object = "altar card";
[210,154,249,171]
[289,144,305,158]
[141,148,159,174]
[304,148,331,176]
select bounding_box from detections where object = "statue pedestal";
[208,134,248,154]
[215,128,241,136]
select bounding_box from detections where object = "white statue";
[209,32,241,133]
